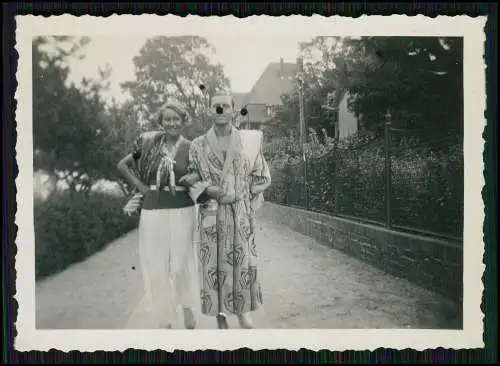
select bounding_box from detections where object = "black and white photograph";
[14,15,485,351]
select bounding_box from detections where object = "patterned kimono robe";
[188,126,271,316]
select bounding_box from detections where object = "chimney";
[280,58,284,79]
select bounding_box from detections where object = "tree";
[263,93,300,139]
[33,36,132,197]
[33,36,95,195]
[99,99,141,195]
[264,35,463,166]
[343,37,462,138]
[121,36,231,138]
[297,36,463,140]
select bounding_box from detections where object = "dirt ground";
[36,213,461,330]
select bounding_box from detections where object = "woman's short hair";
[156,100,189,124]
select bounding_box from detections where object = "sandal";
[237,313,253,329]
[183,307,197,329]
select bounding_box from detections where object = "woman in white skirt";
[117,100,209,329]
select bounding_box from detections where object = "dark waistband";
[142,190,195,210]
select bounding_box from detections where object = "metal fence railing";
[264,125,464,242]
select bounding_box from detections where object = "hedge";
[265,138,464,239]
[34,191,139,280]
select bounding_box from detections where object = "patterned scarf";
[133,130,185,191]
[155,134,185,193]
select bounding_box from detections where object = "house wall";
[338,93,359,140]
[244,123,263,130]
[239,103,273,130]
[235,114,262,130]
[234,113,245,128]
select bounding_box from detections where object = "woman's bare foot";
[237,313,253,329]
[183,307,196,329]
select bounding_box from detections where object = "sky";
[65,35,315,105]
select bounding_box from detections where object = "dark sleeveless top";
[131,131,210,210]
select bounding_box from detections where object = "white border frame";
[14,14,487,351]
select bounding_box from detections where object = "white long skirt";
[138,205,199,328]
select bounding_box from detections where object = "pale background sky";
[66,35,315,105]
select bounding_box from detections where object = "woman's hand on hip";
[123,193,143,216]
[179,173,200,187]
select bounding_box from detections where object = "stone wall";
[258,203,463,303]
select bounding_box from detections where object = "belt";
[149,185,187,192]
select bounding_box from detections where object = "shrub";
[34,191,139,280]
[265,131,463,239]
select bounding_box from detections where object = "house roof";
[242,60,297,106]
[232,92,246,109]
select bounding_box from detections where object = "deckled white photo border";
[14,14,487,352]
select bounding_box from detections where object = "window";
[266,105,273,117]
[266,104,282,118]
[274,105,282,115]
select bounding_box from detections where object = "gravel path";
[36,213,461,330]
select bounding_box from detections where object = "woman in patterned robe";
[117,100,209,329]
[186,93,271,329]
